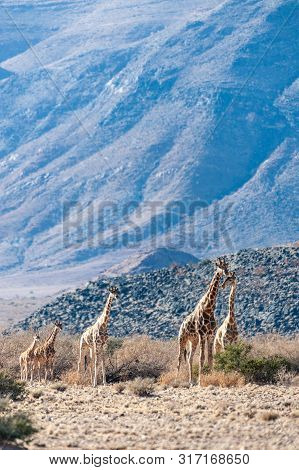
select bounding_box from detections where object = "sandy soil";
[0,297,53,331]
[14,383,299,450]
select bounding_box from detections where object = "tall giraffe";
[177,257,229,385]
[33,321,63,381]
[78,286,119,387]
[214,271,238,353]
[19,333,40,382]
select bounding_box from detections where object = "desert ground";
[10,382,299,450]
[1,332,298,450]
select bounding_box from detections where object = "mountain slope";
[0,0,298,277]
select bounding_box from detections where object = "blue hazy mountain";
[0,0,298,277]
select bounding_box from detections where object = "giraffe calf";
[19,334,40,382]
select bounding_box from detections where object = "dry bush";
[0,330,37,379]
[54,333,79,378]
[159,369,189,388]
[127,378,155,397]
[106,336,177,382]
[31,389,43,399]
[51,382,67,392]
[259,411,279,421]
[250,334,299,370]
[114,383,126,393]
[201,371,245,388]
[275,368,297,386]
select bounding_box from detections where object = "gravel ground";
[13,383,299,450]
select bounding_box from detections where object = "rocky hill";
[13,245,299,338]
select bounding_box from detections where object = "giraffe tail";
[84,354,88,371]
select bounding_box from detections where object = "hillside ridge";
[12,245,299,338]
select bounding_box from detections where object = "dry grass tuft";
[114,383,126,394]
[127,378,155,397]
[201,371,245,388]
[259,411,279,421]
[51,383,67,392]
[159,370,189,388]
[31,389,43,399]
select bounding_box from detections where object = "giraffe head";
[221,271,237,289]
[109,286,119,299]
[215,257,229,275]
[54,320,63,330]
[33,333,41,342]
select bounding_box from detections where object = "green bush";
[0,413,36,443]
[214,342,292,384]
[0,371,25,400]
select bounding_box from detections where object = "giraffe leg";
[50,358,54,380]
[31,361,35,382]
[176,337,187,378]
[20,358,23,381]
[197,338,205,386]
[188,338,198,386]
[37,362,40,382]
[101,354,106,386]
[93,348,98,387]
[207,336,214,370]
[24,361,28,382]
[44,360,49,382]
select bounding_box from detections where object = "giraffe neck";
[45,327,59,347]
[205,270,223,308]
[228,283,236,321]
[28,339,38,352]
[99,293,114,327]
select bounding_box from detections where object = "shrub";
[114,383,125,393]
[51,383,67,392]
[0,413,36,443]
[0,399,9,412]
[159,370,189,388]
[31,389,43,399]
[127,378,155,397]
[106,336,176,383]
[250,334,299,371]
[0,371,25,400]
[259,411,279,421]
[107,337,123,357]
[214,342,292,384]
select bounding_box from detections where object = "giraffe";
[32,321,63,381]
[177,257,229,385]
[77,286,119,387]
[19,333,40,382]
[214,271,238,354]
